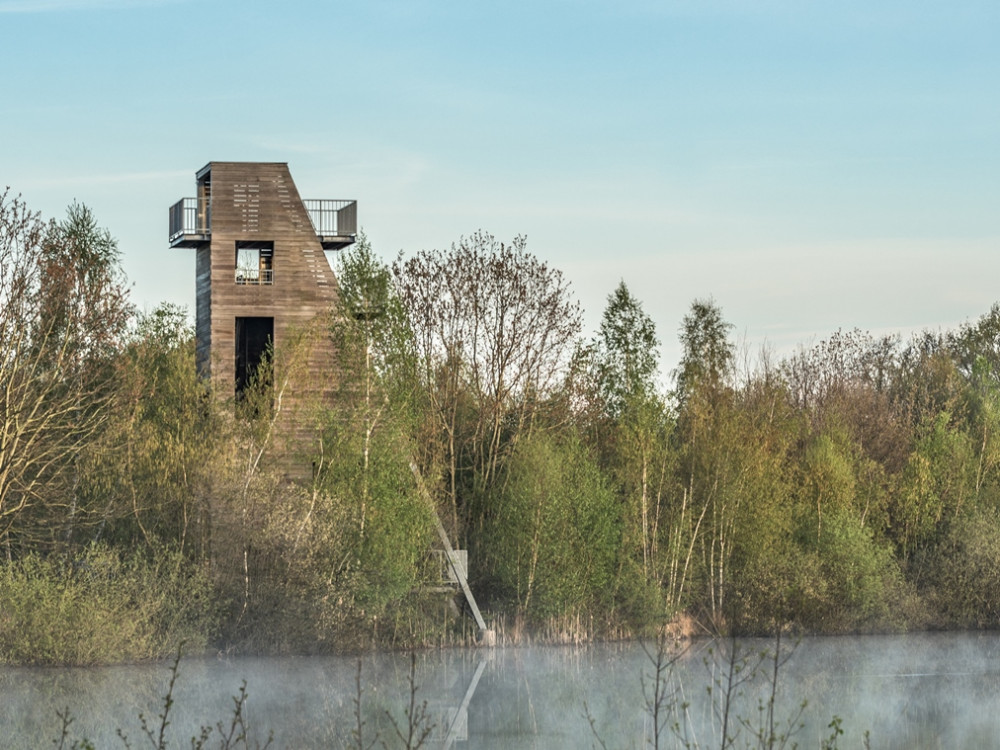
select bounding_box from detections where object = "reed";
[586,631,871,750]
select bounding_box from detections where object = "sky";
[2,0,998,374]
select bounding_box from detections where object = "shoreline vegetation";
[4,191,1000,667]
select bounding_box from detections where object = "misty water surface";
[3,632,1000,748]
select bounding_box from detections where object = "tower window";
[236,241,274,285]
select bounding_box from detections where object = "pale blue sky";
[3,0,998,371]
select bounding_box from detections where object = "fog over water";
[3,632,1000,748]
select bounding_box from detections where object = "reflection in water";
[440,659,486,748]
[3,633,1000,748]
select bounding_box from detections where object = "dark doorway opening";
[235,316,273,399]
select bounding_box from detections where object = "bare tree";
[393,232,581,525]
[0,191,131,554]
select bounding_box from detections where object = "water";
[3,632,1000,748]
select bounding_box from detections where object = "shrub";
[478,431,620,624]
[0,543,218,665]
[922,509,1000,628]
[797,509,901,632]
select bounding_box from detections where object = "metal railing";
[168,197,210,242]
[171,197,356,242]
[303,199,357,237]
[235,268,274,285]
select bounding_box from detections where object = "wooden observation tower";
[168,161,356,399]
[168,163,490,639]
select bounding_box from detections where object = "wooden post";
[409,462,491,639]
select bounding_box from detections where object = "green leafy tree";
[298,235,434,627]
[802,431,857,542]
[943,309,1000,503]
[593,281,660,419]
[792,507,900,632]
[480,430,619,624]
[718,373,802,632]
[328,234,420,538]
[37,202,132,376]
[891,410,975,562]
[589,282,671,601]
[672,298,738,626]
[924,508,1000,627]
[82,304,220,556]
[675,297,734,411]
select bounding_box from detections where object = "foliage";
[672,299,741,628]
[334,231,417,394]
[392,231,582,523]
[0,544,217,665]
[800,509,900,632]
[479,430,619,623]
[675,297,734,411]
[890,411,975,560]
[588,282,673,608]
[593,281,661,419]
[12,189,1000,659]
[81,304,219,554]
[921,508,1000,627]
[315,426,435,615]
[0,193,131,552]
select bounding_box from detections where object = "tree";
[240,234,435,635]
[673,298,737,626]
[480,430,618,623]
[0,193,131,554]
[392,232,582,529]
[942,309,1000,503]
[891,410,975,561]
[326,234,420,539]
[947,303,1000,382]
[925,508,1000,627]
[37,202,131,377]
[781,329,909,475]
[318,234,433,607]
[593,281,660,419]
[590,282,671,589]
[675,297,734,410]
[334,233,416,395]
[83,304,220,556]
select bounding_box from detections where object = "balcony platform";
[316,233,356,250]
[169,197,357,249]
[170,232,211,248]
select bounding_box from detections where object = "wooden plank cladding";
[169,162,357,477]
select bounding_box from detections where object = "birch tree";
[674,298,736,625]
[591,282,671,585]
[0,193,131,554]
